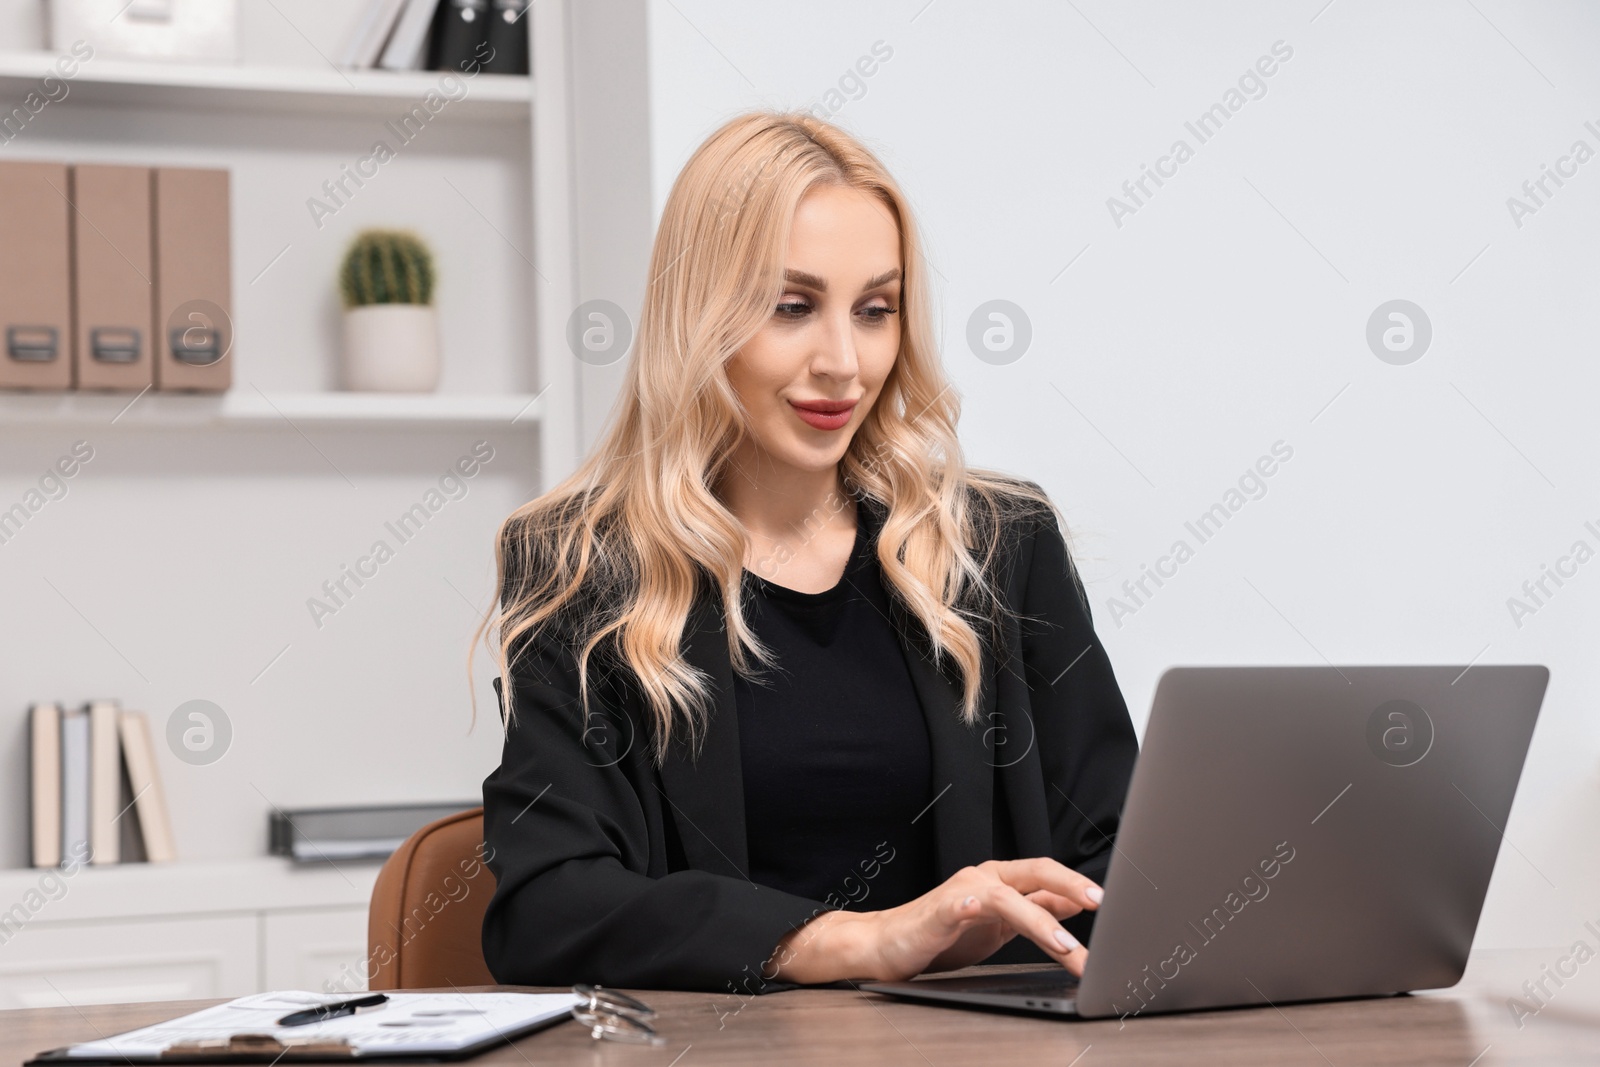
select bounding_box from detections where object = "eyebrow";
[783,267,902,293]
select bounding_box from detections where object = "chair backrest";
[367,807,496,989]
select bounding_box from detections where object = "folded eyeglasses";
[570,984,664,1046]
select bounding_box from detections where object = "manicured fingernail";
[962,895,977,908]
[1085,886,1104,905]
[1055,929,1080,952]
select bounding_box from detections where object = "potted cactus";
[339,229,440,392]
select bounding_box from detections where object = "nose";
[809,304,859,381]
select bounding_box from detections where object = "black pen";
[277,993,389,1027]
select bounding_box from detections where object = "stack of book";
[29,701,177,869]
[340,0,530,75]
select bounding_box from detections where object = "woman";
[475,110,1138,994]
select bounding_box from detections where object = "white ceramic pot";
[341,304,441,392]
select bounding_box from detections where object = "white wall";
[569,0,654,455]
[643,0,1600,950]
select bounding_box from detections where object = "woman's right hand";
[771,858,1104,985]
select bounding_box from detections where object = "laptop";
[862,665,1549,1020]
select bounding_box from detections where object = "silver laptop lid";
[1075,665,1548,1019]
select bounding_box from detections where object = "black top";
[734,504,938,912]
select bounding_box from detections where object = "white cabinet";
[0,915,258,1009]
[0,858,377,1005]
[263,909,370,994]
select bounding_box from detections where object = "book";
[88,700,121,865]
[119,710,178,863]
[378,0,441,70]
[59,707,90,867]
[339,0,410,69]
[29,703,62,868]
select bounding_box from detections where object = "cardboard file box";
[0,161,73,390]
[152,167,232,392]
[71,165,155,392]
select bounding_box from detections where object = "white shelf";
[0,51,531,121]
[0,390,544,428]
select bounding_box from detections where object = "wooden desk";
[6,949,1598,1066]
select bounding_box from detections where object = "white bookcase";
[0,0,651,1005]
[0,0,581,470]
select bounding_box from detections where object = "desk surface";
[6,950,1598,1066]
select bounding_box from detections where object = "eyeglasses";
[569,984,664,1046]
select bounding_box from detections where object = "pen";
[277,993,389,1027]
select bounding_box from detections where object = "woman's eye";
[859,304,899,323]
[774,301,810,318]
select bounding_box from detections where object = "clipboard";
[27,991,583,1064]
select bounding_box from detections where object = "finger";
[940,892,987,931]
[986,858,1104,910]
[976,883,1087,971]
[995,858,1103,907]
[931,892,1016,958]
[1024,889,1084,921]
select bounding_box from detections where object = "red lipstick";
[788,398,857,431]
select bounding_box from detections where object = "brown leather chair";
[367,807,496,989]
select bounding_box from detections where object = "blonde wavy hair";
[471,109,1067,764]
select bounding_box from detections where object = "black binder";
[482,0,529,75]
[428,0,489,72]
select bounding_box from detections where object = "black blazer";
[481,487,1138,993]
